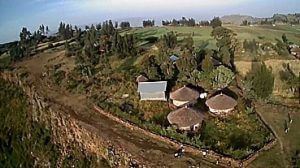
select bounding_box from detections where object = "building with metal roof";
[137,81,167,101]
[169,54,179,63]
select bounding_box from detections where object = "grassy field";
[235,59,300,97]
[126,25,300,50]
[226,25,300,44]
[250,103,300,168]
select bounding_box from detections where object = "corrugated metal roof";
[138,81,167,93]
[170,55,179,62]
[140,92,166,101]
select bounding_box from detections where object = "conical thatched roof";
[205,93,237,111]
[167,107,204,128]
[291,47,300,52]
[136,75,149,82]
[170,86,200,101]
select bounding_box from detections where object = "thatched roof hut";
[167,107,205,131]
[291,47,300,59]
[205,93,237,115]
[136,75,149,83]
[170,86,200,106]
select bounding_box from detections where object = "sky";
[0,0,299,43]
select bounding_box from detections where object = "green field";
[226,25,300,44]
[250,103,300,168]
[125,25,300,50]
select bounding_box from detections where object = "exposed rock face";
[0,71,137,168]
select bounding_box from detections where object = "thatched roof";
[291,47,300,52]
[205,93,237,111]
[170,86,200,101]
[167,107,204,128]
[136,75,149,82]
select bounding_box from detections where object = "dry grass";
[235,59,300,97]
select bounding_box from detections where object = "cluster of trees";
[161,17,222,27]
[143,20,155,27]
[199,20,210,26]
[241,20,251,26]
[120,22,131,29]
[210,17,222,28]
[158,31,177,49]
[9,25,50,61]
[280,63,300,101]
[141,20,237,92]
[38,24,49,35]
[211,24,237,70]
[162,17,196,27]
[246,62,274,99]
[273,34,290,56]
[58,22,74,40]
[112,32,137,58]
[260,19,274,25]
[66,20,138,66]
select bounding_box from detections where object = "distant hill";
[221,15,262,25]
[221,13,300,25]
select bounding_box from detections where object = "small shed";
[167,107,205,131]
[169,55,179,63]
[137,81,167,101]
[170,86,200,107]
[205,93,237,115]
[136,75,149,83]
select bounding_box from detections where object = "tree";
[159,32,177,49]
[279,63,300,102]
[211,26,237,70]
[141,55,162,80]
[96,23,102,30]
[46,26,49,34]
[210,17,222,28]
[181,36,194,51]
[220,46,231,66]
[211,65,235,90]
[19,27,32,57]
[248,62,274,99]
[201,51,214,73]
[274,38,289,56]
[176,49,197,76]
[241,20,250,26]
[282,33,289,45]
[83,27,99,65]
[143,20,155,27]
[120,22,131,29]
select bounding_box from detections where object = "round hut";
[167,107,204,131]
[205,93,237,115]
[170,86,200,107]
[136,75,149,83]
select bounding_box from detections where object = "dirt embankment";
[0,72,136,168]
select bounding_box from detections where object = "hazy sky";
[0,0,299,43]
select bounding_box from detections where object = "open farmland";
[125,25,300,50]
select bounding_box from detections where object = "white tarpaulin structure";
[137,81,167,101]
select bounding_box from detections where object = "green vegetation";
[0,79,109,168]
[201,108,271,159]
[246,62,275,99]
[4,17,299,164]
[40,20,273,160]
